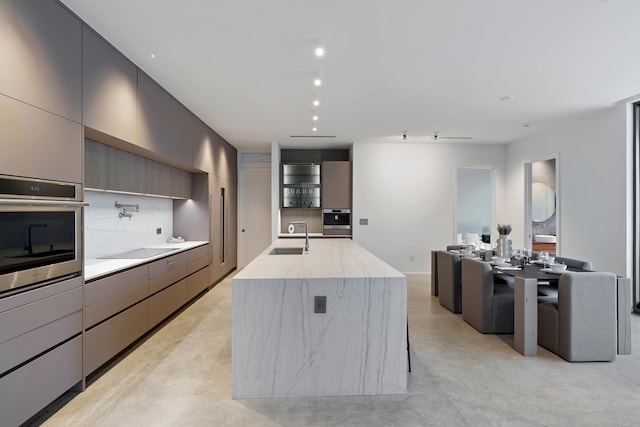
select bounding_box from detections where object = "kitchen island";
[232,238,407,398]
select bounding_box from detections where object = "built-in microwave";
[323,208,351,230]
[0,175,83,297]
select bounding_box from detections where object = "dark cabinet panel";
[0,1,81,122]
[83,25,138,144]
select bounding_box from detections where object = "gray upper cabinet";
[171,168,192,199]
[83,25,138,145]
[322,161,351,209]
[0,1,81,123]
[170,99,195,167]
[0,95,82,183]
[107,148,144,194]
[84,140,109,189]
[138,71,171,156]
[145,158,172,196]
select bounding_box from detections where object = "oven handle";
[0,199,89,207]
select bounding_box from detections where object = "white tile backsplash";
[84,191,173,259]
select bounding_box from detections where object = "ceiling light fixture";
[312,127,317,132]
[150,53,156,59]
[313,99,320,107]
[315,46,325,57]
[314,77,322,87]
[500,95,515,101]
[402,131,407,141]
[313,115,318,121]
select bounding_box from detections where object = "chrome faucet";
[26,223,48,255]
[289,221,309,252]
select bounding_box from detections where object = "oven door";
[0,202,82,296]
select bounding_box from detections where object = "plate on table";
[493,262,513,268]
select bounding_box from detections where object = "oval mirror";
[532,182,555,222]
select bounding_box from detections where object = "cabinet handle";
[167,259,175,266]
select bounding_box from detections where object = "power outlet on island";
[314,296,326,314]
[156,228,162,235]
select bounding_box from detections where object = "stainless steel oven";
[0,175,83,296]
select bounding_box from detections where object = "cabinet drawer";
[85,266,148,328]
[0,286,82,344]
[0,311,81,375]
[149,278,188,328]
[187,266,210,300]
[0,335,82,427]
[85,301,149,374]
[148,252,187,294]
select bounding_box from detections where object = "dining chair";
[553,256,592,270]
[461,257,514,333]
[437,251,462,313]
[537,271,617,362]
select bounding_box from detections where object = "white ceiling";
[60,0,640,150]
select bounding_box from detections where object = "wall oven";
[0,175,83,296]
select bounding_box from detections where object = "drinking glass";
[540,251,549,269]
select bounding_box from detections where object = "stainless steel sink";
[269,247,304,255]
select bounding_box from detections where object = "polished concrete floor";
[31,273,639,426]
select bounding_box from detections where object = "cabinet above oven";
[281,163,321,208]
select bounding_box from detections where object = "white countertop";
[85,241,208,281]
[234,238,404,280]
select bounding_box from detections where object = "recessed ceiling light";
[314,78,322,87]
[313,115,318,121]
[315,46,325,57]
[500,95,515,101]
[523,122,532,127]
[313,99,320,107]
[150,53,156,59]
[312,127,317,132]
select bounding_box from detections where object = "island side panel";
[232,276,407,398]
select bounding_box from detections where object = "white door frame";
[524,153,560,252]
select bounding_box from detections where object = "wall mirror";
[532,182,555,222]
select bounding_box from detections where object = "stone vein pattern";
[232,239,407,398]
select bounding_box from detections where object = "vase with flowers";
[496,224,513,259]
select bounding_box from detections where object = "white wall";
[503,103,631,276]
[84,191,173,259]
[352,142,506,274]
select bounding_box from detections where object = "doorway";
[454,167,494,248]
[238,166,272,268]
[525,156,559,253]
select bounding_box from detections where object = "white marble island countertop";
[235,238,405,280]
[232,238,407,399]
[85,241,208,281]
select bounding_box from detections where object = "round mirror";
[532,182,555,222]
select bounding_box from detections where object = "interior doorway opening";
[525,156,559,254]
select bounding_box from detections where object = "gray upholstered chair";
[554,256,592,270]
[538,271,617,362]
[437,251,462,313]
[461,257,514,333]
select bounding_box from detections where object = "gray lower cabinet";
[0,275,83,427]
[148,252,188,295]
[84,245,210,376]
[85,300,150,374]
[149,278,188,328]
